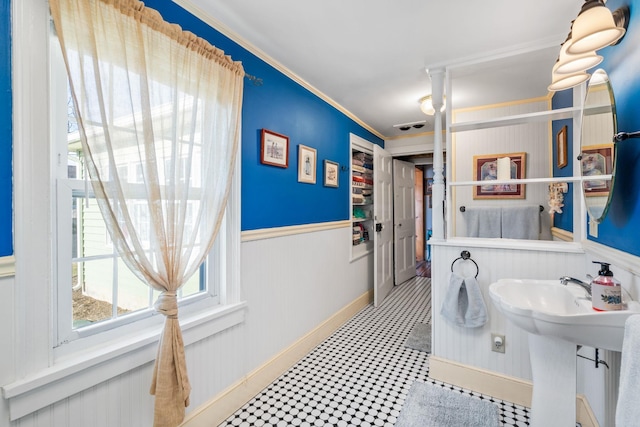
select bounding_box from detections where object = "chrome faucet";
[559,276,592,296]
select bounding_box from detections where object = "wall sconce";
[549,1,629,92]
[548,61,591,92]
[555,37,603,74]
[419,95,446,115]
[568,0,628,54]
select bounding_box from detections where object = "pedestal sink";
[489,279,640,427]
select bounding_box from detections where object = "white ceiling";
[184,0,584,138]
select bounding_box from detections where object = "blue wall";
[587,0,640,255]
[551,89,574,232]
[551,0,640,256]
[0,0,384,251]
[0,0,12,256]
[142,0,383,231]
[11,1,638,255]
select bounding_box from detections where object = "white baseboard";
[181,290,372,427]
[428,356,599,427]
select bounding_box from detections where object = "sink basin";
[489,278,640,351]
[489,278,640,426]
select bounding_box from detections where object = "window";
[6,1,243,416]
[49,28,233,348]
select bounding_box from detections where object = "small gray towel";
[464,207,501,238]
[616,315,640,426]
[441,273,488,328]
[501,206,540,240]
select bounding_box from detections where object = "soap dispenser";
[591,261,623,311]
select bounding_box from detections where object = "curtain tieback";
[154,291,178,319]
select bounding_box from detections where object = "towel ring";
[450,250,479,278]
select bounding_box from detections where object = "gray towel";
[440,273,488,328]
[464,207,501,238]
[616,315,640,427]
[501,205,540,240]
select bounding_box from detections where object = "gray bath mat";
[396,381,500,427]
[404,322,431,353]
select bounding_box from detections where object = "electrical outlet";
[491,333,505,353]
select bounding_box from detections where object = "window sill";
[2,301,247,421]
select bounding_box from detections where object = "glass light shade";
[568,4,625,54]
[548,61,590,92]
[589,68,609,85]
[420,95,446,115]
[555,40,602,74]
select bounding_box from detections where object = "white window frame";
[3,0,245,421]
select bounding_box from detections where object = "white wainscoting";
[3,225,372,426]
[0,274,14,424]
[430,240,585,380]
[430,239,640,427]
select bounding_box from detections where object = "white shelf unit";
[350,135,375,260]
[446,101,584,242]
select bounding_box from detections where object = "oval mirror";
[580,69,617,223]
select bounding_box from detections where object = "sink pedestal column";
[528,334,577,427]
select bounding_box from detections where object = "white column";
[429,68,445,239]
[528,334,577,427]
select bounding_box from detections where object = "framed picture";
[260,129,289,168]
[556,125,568,168]
[581,144,613,196]
[473,152,526,199]
[324,160,339,187]
[298,144,317,184]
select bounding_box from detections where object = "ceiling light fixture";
[419,95,446,115]
[548,2,629,92]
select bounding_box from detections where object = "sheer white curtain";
[50,0,244,425]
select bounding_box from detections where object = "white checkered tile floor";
[220,276,530,426]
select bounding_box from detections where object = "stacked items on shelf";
[352,151,374,246]
[352,152,373,205]
[352,206,367,220]
[353,223,363,245]
[352,222,370,246]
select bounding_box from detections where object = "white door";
[393,160,416,285]
[373,145,394,307]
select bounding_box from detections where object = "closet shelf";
[352,217,371,222]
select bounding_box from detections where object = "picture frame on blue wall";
[557,125,568,169]
[298,145,317,184]
[260,128,289,168]
[324,160,339,187]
